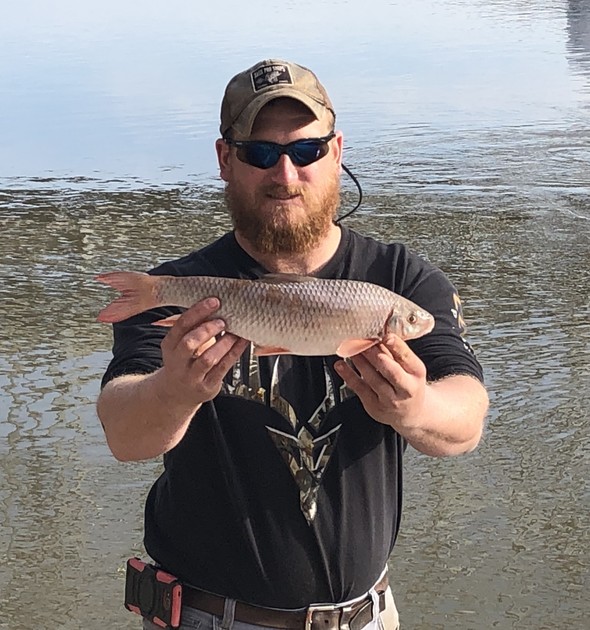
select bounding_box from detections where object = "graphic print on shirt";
[451,292,466,331]
[451,292,477,355]
[222,346,353,523]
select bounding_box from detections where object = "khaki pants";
[380,587,400,629]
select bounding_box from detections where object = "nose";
[269,153,300,185]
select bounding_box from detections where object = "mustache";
[262,185,306,197]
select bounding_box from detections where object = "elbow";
[451,404,488,456]
[105,434,137,463]
[465,411,487,452]
[460,428,484,454]
[455,384,489,455]
[96,397,137,463]
[102,424,154,462]
[423,411,487,458]
[449,406,488,456]
[469,390,489,451]
[97,412,130,462]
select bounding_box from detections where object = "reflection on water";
[1,0,589,628]
[2,195,588,629]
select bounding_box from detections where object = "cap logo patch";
[251,64,293,92]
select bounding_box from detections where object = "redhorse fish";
[96,271,434,358]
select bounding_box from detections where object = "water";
[1,1,589,628]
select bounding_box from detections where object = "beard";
[225,172,341,256]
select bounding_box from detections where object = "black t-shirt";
[101,226,483,608]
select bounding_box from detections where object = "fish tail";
[96,271,162,323]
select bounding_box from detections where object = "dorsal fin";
[257,273,319,284]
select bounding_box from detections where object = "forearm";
[97,302,249,462]
[97,370,200,462]
[400,375,488,457]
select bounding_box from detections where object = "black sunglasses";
[224,132,336,169]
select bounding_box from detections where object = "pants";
[142,587,400,630]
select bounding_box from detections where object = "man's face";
[216,99,344,256]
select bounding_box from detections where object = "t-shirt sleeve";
[100,305,184,388]
[401,256,484,383]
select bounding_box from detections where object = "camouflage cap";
[220,59,335,138]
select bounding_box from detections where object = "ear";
[332,131,344,168]
[216,138,231,182]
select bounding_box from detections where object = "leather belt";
[182,573,388,630]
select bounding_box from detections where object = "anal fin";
[253,345,294,356]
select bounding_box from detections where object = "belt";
[182,573,388,630]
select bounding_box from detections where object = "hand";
[158,298,249,408]
[334,334,427,431]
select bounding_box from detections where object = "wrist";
[150,368,203,419]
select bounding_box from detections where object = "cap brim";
[228,87,330,137]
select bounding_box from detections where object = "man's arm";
[334,334,488,457]
[97,298,248,462]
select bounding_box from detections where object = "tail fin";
[96,271,161,323]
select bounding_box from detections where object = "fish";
[96,271,435,358]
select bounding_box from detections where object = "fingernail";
[206,297,219,309]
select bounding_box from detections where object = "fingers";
[334,335,426,399]
[164,298,221,349]
[185,319,227,357]
[158,297,249,405]
[161,296,248,379]
[195,334,249,385]
[161,298,224,358]
[334,357,378,402]
[193,336,217,358]
[380,335,425,377]
[358,336,425,392]
[334,336,428,428]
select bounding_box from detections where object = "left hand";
[334,334,427,430]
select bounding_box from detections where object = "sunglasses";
[224,132,336,169]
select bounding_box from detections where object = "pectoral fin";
[152,314,181,327]
[336,338,380,358]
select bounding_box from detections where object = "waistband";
[182,572,389,630]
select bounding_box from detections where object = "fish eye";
[407,313,417,325]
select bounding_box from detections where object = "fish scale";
[96,271,434,357]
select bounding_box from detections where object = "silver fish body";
[96,272,434,357]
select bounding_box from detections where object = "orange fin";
[253,345,293,356]
[336,338,380,358]
[152,314,181,327]
[96,271,160,323]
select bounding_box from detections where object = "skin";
[218,99,344,274]
[97,99,488,461]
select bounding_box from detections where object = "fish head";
[386,307,435,340]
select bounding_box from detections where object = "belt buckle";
[305,603,354,630]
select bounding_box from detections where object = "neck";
[235,224,342,274]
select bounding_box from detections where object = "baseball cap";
[220,59,335,138]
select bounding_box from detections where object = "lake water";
[1,1,589,628]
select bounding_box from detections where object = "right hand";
[158,297,249,407]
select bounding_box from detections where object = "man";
[97,59,488,630]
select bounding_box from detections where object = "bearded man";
[97,59,488,630]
